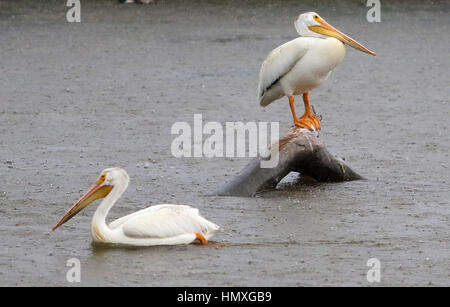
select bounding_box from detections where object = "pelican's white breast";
[258,37,346,106]
[99,204,221,246]
[282,37,346,95]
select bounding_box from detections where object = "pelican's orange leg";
[300,93,321,130]
[195,232,208,245]
[288,94,321,131]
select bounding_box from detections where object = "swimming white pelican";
[52,167,221,246]
[258,12,376,131]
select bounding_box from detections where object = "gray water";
[0,0,449,286]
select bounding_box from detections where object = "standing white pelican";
[52,167,221,246]
[258,12,376,131]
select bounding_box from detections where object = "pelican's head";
[52,167,129,231]
[98,167,130,187]
[294,12,376,56]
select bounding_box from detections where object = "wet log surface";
[217,127,364,197]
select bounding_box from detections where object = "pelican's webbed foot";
[294,112,321,131]
[195,232,208,245]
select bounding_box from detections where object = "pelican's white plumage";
[107,205,219,245]
[258,12,375,130]
[53,168,221,246]
[258,37,345,107]
[258,38,310,106]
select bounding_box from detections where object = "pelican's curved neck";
[91,178,128,242]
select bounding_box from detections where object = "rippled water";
[0,0,449,286]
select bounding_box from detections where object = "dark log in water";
[216,127,363,197]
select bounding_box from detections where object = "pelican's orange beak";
[310,17,376,56]
[52,175,112,231]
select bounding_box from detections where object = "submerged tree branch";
[216,127,363,197]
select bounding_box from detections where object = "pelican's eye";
[97,173,106,184]
[314,15,319,20]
